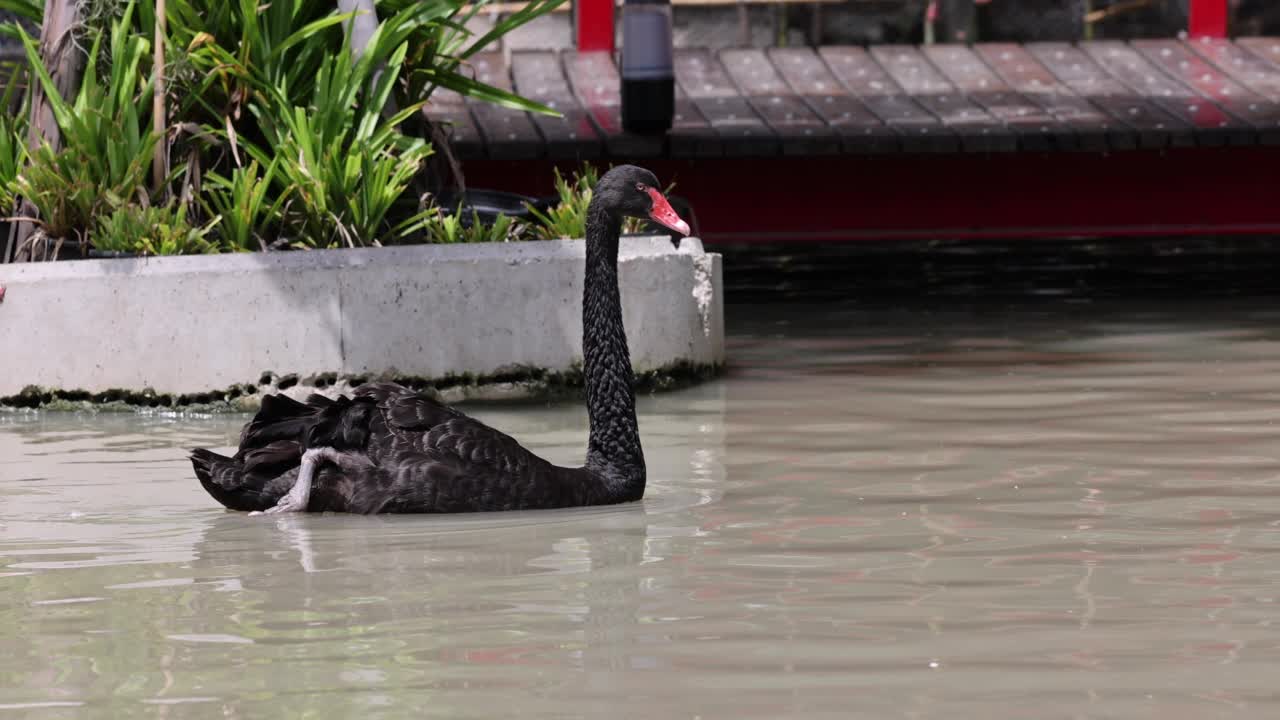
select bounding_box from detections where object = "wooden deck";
[434,37,1280,243]
[429,37,1280,160]
[3,11,1273,243]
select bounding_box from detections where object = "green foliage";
[247,20,433,247]
[0,0,40,41]
[524,165,597,240]
[200,159,289,252]
[387,0,566,114]
[524,164,662,240]
[164,0,357,135]
[0,0,40,21]
[423,205,523,244]
[169,0,567,248]
[94,202,219,255]
[13,145,97,240]
[13,3,159,242]
[1,0,571,254]
[0,101,26,211]
[162,0,563,133]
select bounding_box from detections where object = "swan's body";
[190,165,690,514]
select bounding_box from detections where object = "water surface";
[4,299,1280,718]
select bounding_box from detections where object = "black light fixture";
[620,0,675,135]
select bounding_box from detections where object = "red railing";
[575,0,614,52]
[1189,0,1228,38]
[574,0,1233,50]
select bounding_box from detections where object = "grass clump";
[2,0,569,257]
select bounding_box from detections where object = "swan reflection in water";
[178,410,726,713]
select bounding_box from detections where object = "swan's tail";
[190,448,256,511]
[193,392,344,511]
[193,391,376,512]
[191,442,306,512]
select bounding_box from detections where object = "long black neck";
[582,202,645,500]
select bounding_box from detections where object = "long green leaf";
[16,26,73,131]
[422,69,560,116]
[273,12,356,59]
[0,0,41,23]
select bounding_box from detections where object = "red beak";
[645,187,691,236]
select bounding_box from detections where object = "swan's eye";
[635,182,646,193]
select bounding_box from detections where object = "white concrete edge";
[0,236,724,401]
[0,236,705,281]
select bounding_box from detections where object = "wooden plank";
[560,51,664,158]
[923,44,1075,152]
[465,52,543,160]
[509,50,603,159]
[1237,36,1280,74]
[670,79,722,158]
[1133,38,1280,145]
[468,52,514,92]
[1027,42,1188,149]
[870,45,1017,153]
[718,48,840,156]
[1189,37,1280,104]
[818,45,957,153]
[1083,41,1243,147]
[675,48,779,157]
[767,46,898,154]
[978,43,1132,152]
[425,89,486,160]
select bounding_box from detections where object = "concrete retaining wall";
[0,237,723,397]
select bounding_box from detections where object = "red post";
[575,0,615,53]
[1188,0,1228,38]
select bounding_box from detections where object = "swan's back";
[191,383,606,514]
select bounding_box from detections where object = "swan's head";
[596,165,691,237]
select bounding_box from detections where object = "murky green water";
[5,299,1280,718]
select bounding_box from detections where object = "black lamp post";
[620,0,675,135]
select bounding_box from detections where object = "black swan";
[190,165,690,514]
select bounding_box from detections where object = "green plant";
[164,0,353,140]
[423,204,524,244]
[4,0,568,122]
[525,164,668,240]
[2,0,572,254]
[247,18,432,247]
[12,145,97,240]
[94,201,218,255]
[0,0,41,38]
[385,0,567,113]
[13,2,159,241]
[163,0,564,171]
[524,165,597,240]
[0,95,26,211]
[201,159,289,251]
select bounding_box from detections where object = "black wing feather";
[192,381,599,514]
